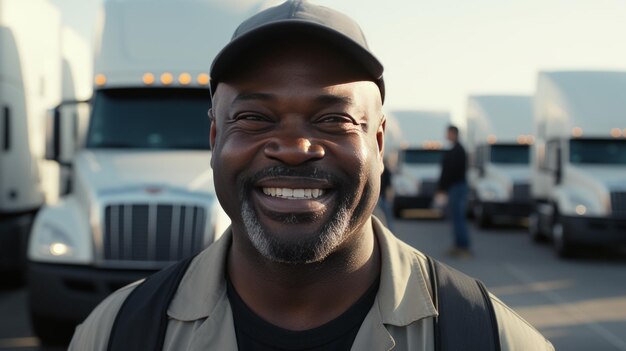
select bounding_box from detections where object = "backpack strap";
[426,256,501,351]
[107,256,195,351]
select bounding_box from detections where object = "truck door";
[0,81,42,212]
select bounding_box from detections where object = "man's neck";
[227,219,381,331]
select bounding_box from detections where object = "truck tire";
[30,313,75,346]
[552,216,576,258]
[474,202,492,228]
[392,200,403,218]
[528,212,547,243]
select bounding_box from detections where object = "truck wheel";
[30,314,75,346]
[474,203,492,228]
[552,219,576,258]
[528,212,546,243]
[392,201,403,218]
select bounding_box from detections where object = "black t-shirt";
[226,277,380,351]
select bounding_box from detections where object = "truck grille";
[103,204,206,262]
[512,183,530,201]
[419,179,438,196]
[611,192,626,217]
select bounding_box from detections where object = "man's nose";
[263,136,325,166]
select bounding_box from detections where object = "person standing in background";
[436,125,471,257]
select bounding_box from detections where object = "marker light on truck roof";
[572,127,583,138]
[94,74,107,86]
[487,135,497,144]
[178,73,192,85]
[197,73,210,85]
[611,128,622,138]
[517,135,535,145]
[422,141,441,149]
[160,72,174,85]
[143,73,155,85]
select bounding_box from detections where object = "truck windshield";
[570,139,626,165]
[402,149,443,164]
[86,88,211,150]
[490,145,529,164]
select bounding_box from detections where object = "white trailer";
[530,71,626,257]
[27,0,241,343]
[0,0,65,277]
[387,110,449,218]
[465,95,533,228]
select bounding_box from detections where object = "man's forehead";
[216,78,380,114]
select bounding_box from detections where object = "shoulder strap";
[107,256,195,351]
[426,256,501,351]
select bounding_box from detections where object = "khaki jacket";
[69,218,554,350]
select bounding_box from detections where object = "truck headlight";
[393,176,418,196]
[481,185,504,201]
[567,194,595,216]
[34,224,78,259]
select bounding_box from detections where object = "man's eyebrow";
[232,92,276,105]
[315,94,353,106]
[231,92,353,106]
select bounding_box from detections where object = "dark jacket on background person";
[437,142,467,191]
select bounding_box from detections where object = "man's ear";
[376,115,386,161]
[209,109,217,167]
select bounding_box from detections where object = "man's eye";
[317,115,357,124]
[236,114,268,122]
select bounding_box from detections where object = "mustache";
[246,165,341,185]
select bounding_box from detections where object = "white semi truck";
[27,0,238,343]
[465,95,534,228]
[529,71,626,257]
[387,110,449,218]
[0,0,89,278]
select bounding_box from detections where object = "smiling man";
[69,1,553,350]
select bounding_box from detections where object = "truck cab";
[0,0,85,279]
[387,110,449,218]
[466,95,533,228]
[26,0,240,344]
[530,71,626,257]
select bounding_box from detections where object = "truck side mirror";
[45,100,89,165]
[555,148,562,184]
[45,107,61,161]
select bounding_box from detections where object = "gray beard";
[241,198,351,264]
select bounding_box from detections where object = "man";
[437,125,471,258]
[69,1,553,350]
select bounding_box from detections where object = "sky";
[51,0,626,126]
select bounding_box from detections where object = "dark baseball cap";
[209,0,385,102]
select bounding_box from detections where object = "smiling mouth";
[261,187,326,200]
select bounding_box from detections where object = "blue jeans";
[447,182,470,249]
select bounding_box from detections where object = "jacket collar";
[167,217,437,326]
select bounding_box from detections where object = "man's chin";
[241,201,349,264]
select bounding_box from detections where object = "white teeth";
[262,187,325,199]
